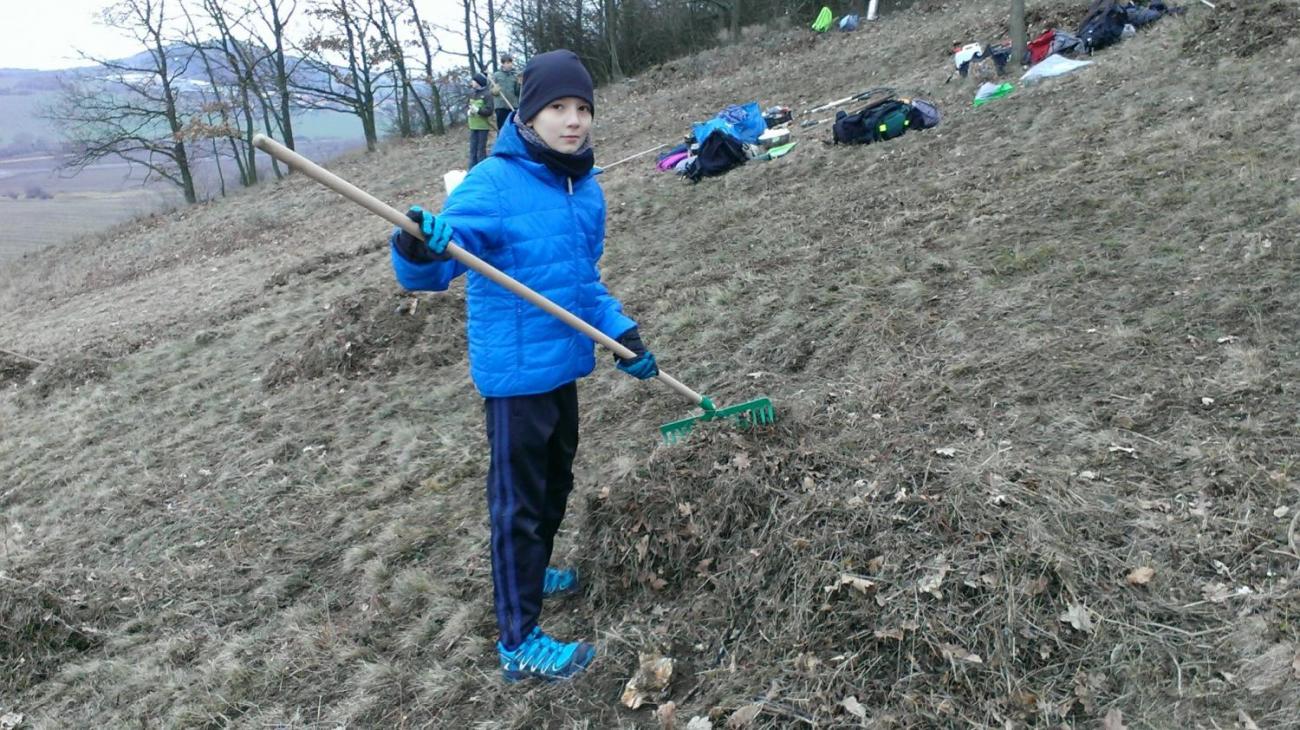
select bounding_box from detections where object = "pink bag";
[657,151,689,171]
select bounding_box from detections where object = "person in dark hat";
[388,49,657,683]
[466,72,494,168]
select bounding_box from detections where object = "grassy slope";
[2,1,1299,727]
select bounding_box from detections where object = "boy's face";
[527,96,592,154]
[502,59,514,71]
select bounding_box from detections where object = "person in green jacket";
[467,73,494,168]
[491,54,521,130]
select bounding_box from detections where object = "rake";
[251,134,775,443]
[801,86,897,116]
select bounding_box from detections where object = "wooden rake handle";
[490,82,515,112]
[251,134,707,409]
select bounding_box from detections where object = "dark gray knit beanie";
[517,49,594,124]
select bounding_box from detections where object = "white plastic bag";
[1020,54,1094,83]
[443,169,467,194]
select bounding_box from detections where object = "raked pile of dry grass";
[0,574,103,696]
[578,403,1298,727]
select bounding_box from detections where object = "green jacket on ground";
[492,68,520,108]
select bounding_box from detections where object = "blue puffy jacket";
[390,118,636,398]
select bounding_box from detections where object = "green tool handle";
[251,134,709,410]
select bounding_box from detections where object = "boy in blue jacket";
[389,50,657,683]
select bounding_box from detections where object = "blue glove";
[619,351,658,380]
[614,328,658,380]
[393,205,452,262]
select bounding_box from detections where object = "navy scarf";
[516,122,594,181]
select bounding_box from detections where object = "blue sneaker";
[498,626,596,683]
[543,566,581,598]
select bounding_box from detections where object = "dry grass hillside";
[2,1,1299,727]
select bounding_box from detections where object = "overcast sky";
[0,0,496,70]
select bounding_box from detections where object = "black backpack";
[832,98,912,145]
[1078,2,1127,53]
[684,129,748,182]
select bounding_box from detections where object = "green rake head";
[659,395,777,444]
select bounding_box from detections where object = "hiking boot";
[543,566,581,598]
[498,626,596,683]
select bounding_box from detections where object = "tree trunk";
[604,0,623,80]
[239,81,258,184]
[269,0,296,150]
[377,0,413,137]
[536,0,545,59]
[1011,0,1027,67]
[211,136,227,197]
[488,0,499,72]
[336,0,378,151]
[463,0,477,74]
[406,0,445,134]
[731,0,742,44]
[200,0,257,185]
[257,90,285,178]
[153,27,197,202]
[183,12,249,187]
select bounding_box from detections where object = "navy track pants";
[484,381,579,650]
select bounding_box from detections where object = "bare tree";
[246,0,300,151]
[1011,0,1027,67]
[189,0,281,186]
[178,4,249,188]
[487,0,500,72]
[462,0,478,74]
[602,0,623,80]
[695,0,743,43]
[403,0,447,134]
[369,0,408,136]
[48,0,199,203]
[502,0,823,83]
[293,0,391,152]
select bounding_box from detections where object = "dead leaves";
[1201,582,1241,603]
[0,713,24,730]
[822,572,877,612]
[622,652,675,709]
[939,643,984,665]
[655,702,677,729]
[1102,708,1127,730]
[825,573,876,596]
[873,620,919,642]
[1125,566,1155,586]
[725,703,761,728]
[1059,603,1094,634]
[840,695,867,719]
[918,560,949,599]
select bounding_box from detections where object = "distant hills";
[0,45,354,155]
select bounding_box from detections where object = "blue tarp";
[692,102,766,145]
